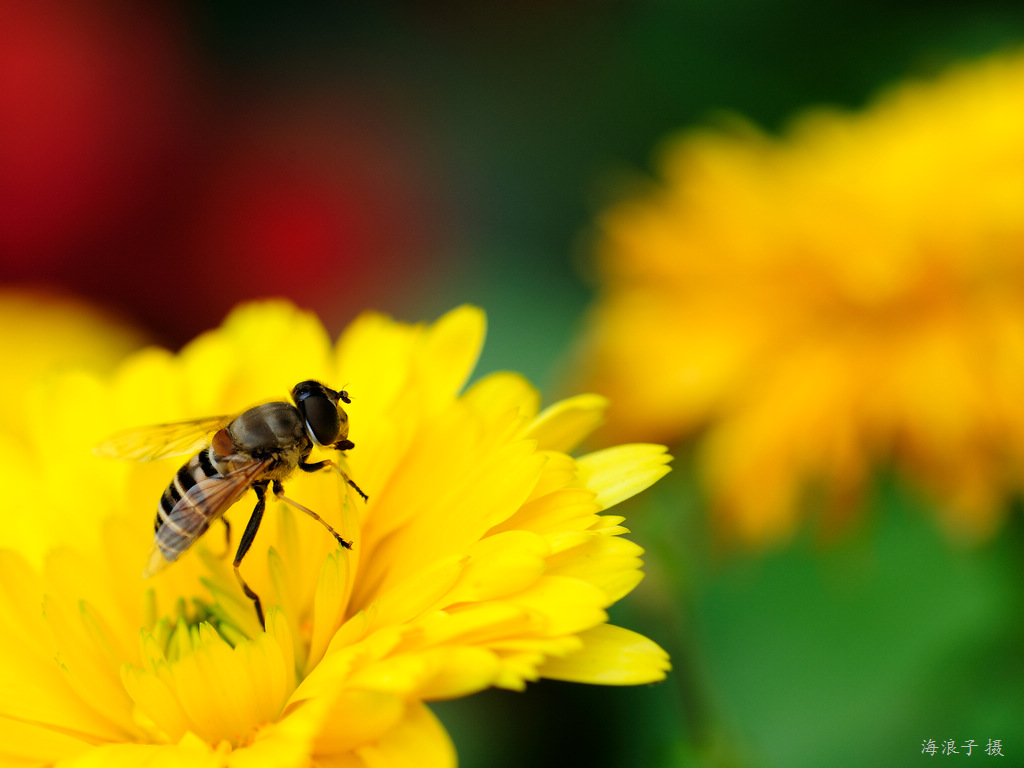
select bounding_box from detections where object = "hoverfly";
[95,380,368,628]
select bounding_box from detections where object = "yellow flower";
[0,289,147,565]
[580,51,1024,545]
[0,288,147,440]
[0,300,670,766]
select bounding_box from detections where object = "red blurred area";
[0,1,190,264]
[181,103,441,337]
[0,1,444,346]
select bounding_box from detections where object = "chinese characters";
[922,739,1005,757]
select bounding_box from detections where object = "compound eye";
[301,396,341,447]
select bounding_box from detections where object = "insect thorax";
[228,402,308,453]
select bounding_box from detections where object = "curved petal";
[538,624,671,685]
[352,703,455,768]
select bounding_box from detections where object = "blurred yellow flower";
[0,290,148,565]
[581,51,1024,545]
[0,300,670,767]
[0,288,147,440]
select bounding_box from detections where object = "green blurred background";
[3,1,1023,765]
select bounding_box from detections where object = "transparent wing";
[93,415,235,462]
[144,457,271,577]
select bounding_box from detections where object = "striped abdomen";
[156,449,225,530]
[146,446,258,576]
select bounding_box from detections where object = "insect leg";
[272,480,353,549]
[234,480,268,629]
[220,517,231,558]
[298,458,369,501]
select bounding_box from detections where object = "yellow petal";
[491,649,548,690]
[489,488,601,537]
[575,444,672,509]
[363,556,465,631]
[442,531,548,604]
[544,534,646,603]
[538,624,670,685]
[412,647,501,700]
[311,689,406,756]
[0,555,133,743]
[0,289,146,440]
[290,626,407,705]
[56,732,229,768]
[413,602,534,647]
[229,696,324,768]
[185,300,334,408]
[357,403,546,597]
[523,452,579,502]
[306,550,352,671]
[353,703,455,768]
[0,715,92,766]
[126,622,295,748]
[44,595,137,738]
[108,347,189,427]
[462,372,540,424]
[413,306,486,415]
[525,394,609,453]
[121,659,193,744]
[502,576,609,636]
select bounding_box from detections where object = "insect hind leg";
[218,517,231,558]
[272,480,353,549]
[298,458,369,501]
[234,481,268,629]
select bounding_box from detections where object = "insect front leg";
[273,480,353,549]
[298,458,369,501]
[234,480,269,630]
